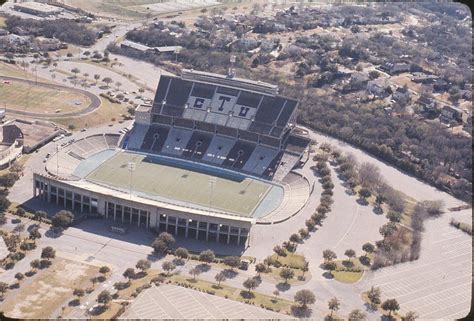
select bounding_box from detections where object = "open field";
[86,151,273,216]
[51,98,127,130]
[0,79,91,115]
[1,258,98,319]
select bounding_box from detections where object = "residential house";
[417,95,437,111]
[367,79,390,98]
[393,86,411,104]
[440,105,469,124]
[411,72,438,84]
[379,61,411,75]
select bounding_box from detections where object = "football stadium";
[34,69,311,245]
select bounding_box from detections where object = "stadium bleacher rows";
[135,124,298,178]
[151,75,298,137]
[67,134,120,160]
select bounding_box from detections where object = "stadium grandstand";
[34,70,311,247]
[127,69,310,179]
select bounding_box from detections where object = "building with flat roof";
[13,2,62,17]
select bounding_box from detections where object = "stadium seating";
[242,145,280,176]
[262,151,283,178]
[272,152,302,181]
[141,125,171,153]
[126,124,149,150]
[254,96,284,124]
[201,135,236,165]
[284,134,311,155]
[152,76,171,112]
[222,140,256,169]
[161,127,193,156]
[166,78,193,107]
[276,99,297,127]
[105,134,121,148]
[181,131,214,159]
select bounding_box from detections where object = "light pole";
[208,177,216,211]
[128,161,136,200]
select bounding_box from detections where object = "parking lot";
[356,209,471,319]
[121,284,292,319]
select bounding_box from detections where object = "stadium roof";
[181,69,279,95]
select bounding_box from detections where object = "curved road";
[1,75,102,118]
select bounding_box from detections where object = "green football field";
[86,152,272,216]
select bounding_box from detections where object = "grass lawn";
[1,258,98,319]
[0,79,91,114]
[332,270,364,283]
[270,249,307,269]
[86,151,272,216]
[51,98,127,130]
[265,265,309,285]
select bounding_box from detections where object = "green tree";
[328,297,340,317]
[30,259,41,272]
[123,267,135,280]
[215,271,226,287]
[175,247,189,261]
[294,289,315,309]
[402,311,418,321]
[94,74,100,84]
[279,268,295,284]
[103,77,113,88]
[13,223,25,237]
[242,277,259,295]
[34,210,48,223]
[51,210,74,228]
[99,266,110,275]
[379,222,397,238]
[0,281,8,298]
[199,249,215,264]
[223,256,241,271]
[162,261,176,276]
[97,290,112,306]
[323,249,337,262]
[29,226,42,244]
[71,67,80,78]
[387,211,402,223]
[151,239,168,255]
[41,246,56,261]
[362,243,375,257]
[189,267,200,280]
[14,272,24,284]
[136,259,151,274]
[367,286,381,306]
[344,249,356,263]
[325,261,337,276]
[73,288,85,298]
[381,299,400,318]
[255,263,267,277]
[348,309,367,321]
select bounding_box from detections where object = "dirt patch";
[1,258,98,319]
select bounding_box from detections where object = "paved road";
[301,126,466,208]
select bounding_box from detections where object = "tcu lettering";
[239,106,250,117]
[218,96,231,111]
[193,98,205,108]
